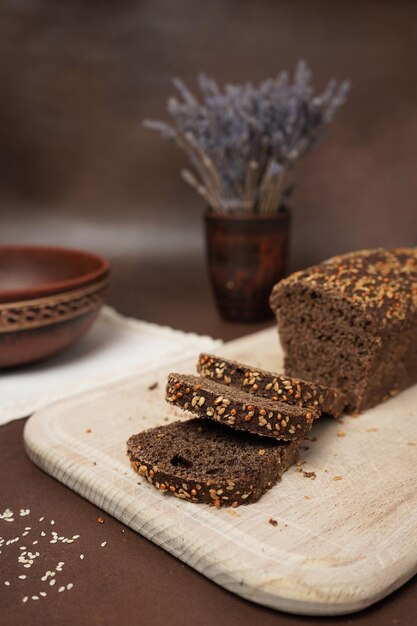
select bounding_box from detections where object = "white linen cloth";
[0,306,222,426]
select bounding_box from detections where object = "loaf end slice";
[197,353,346,417]
[127,419,298,507]
[166,373,318,441]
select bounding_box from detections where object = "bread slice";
[166,373,317,441]
[197,353,346,418]
[127,419,298,507]
[270,247,417,412]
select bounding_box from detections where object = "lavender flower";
[144,61,350,214]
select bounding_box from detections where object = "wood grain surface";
[24,328,417,616]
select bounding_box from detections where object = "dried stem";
[144,62,350,215]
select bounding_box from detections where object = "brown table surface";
[1,0,417,623]
[1,282,416,626]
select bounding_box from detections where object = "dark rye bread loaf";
[166,373,317,441]
[270,247,417,413]
[127,419,298,507]
[197,353,346,418]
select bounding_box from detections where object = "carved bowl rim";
[0,245,110,304]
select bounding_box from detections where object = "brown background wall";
[1,0,416,329]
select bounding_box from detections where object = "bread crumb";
[268,518,278,527]
[337,431,346,437]
[294,461,307,472]
[407,441,416,447]
[333,475,343,481]
[97,517,104,524]
[302,471,316,480]
[85,428,92,434]
[303,496,310,500]
[148,382,159,391]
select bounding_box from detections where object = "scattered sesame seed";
[337,431,346,437]
[4,581,10,586]
[32,595,39,600]
[22,596,28,603]
[333,475,343,481]
[40,592,47,597]
[18,575,26,580]
[49,579,56,586]
[80,554,85,560]
[39,517,45,522]
[50,520,55,525]
[58,586,65,593]
[67,583,73,591]
[101,541,107,548]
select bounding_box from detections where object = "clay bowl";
[0,245,110,368]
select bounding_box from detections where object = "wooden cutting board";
[23,328,417,616]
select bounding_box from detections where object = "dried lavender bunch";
[144,62,350,214]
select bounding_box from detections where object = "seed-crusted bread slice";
[127,419,298,507]
[197,353,346,418]
[166,373,317,441]
[270,247,417,412]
